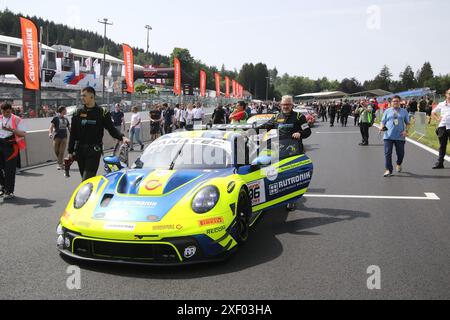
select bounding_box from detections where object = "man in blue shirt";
[380,95,410,177]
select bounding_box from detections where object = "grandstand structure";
[0,34,151,109]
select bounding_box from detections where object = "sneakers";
[384,170,393,178]
[57,165,63,171]
[3,193,15,200]
[433,163,445,169]
[0,188,4,197]
[140,144,145,151]
[396,165,402,173]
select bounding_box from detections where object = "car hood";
[91,168,232,223]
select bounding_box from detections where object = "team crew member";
[149,105,163,142]
[357,100,373,146]
[432,88,450,169]
[111,104,125,156]
[68,87,130,181]
[329,103,337,127]
[229,102,248,124]
[49,106,71,170]
[212,105,226,124]
[0,103,27,200]
[257,95,312,211]
[341,100,351,127]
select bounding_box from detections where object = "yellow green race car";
[57,128,313,265]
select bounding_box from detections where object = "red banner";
[173,57,182,96]
[225,76,230,98]
[236,82,241,98]
[239,85,244,98]
[20,17,40,90]
[122,44,135,93]
[232,80,237,97]
[215,73,221,98]
[200,70,207,97]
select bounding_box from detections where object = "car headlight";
[74,183,93,209]
[192,186,220,214]
[56,224,64,235]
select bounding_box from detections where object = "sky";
[1,0,449,82]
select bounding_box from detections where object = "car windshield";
[139,138,233,170]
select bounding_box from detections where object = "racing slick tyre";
[235,189,251,245]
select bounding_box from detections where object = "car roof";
[161,130,243,143]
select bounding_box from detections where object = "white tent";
[295,91,348,99]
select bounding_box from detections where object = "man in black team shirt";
[256,95,312,212]
[212,105,226,124]
[341,100,352,127]
[111,104,125,156]
[68,87,130,181]
[150,105,163,142]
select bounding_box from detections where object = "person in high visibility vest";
[0,102,27,200]
[229,101,248,124]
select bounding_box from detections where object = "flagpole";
[38,25,43,109]
[98,18,113,104]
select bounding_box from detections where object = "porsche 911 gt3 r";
[57,129,313,265]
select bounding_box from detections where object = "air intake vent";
[100,194,114,208]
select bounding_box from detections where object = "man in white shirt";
[193,105,205,126]
[432,88,450,169]
[173,104,180,129]
[0,103,27,200]
[129,106,145,152]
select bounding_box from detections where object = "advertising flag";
[215,73,221,97]
[20,17,40,90]
[173,57,182,95]
[122,44,135,93]
[225,76,230,98]
[200,70,207,97]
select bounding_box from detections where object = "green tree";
[338,78,363,94]
[417,62,434,87]
[399,65,416,91]
[372,65,392,91]
[238,63,255,95]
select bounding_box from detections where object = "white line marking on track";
[304,193,440,201]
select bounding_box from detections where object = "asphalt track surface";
[1,121,449,300]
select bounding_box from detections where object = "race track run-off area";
[1,122,449,300]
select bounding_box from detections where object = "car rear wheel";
[235,189,251,245]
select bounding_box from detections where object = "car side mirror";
[251,156,272,169]
[104,156,125,173]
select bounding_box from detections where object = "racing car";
[57,127,313,265]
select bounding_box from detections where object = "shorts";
[150,124,160,135]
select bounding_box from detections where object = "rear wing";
[190,122,268,132]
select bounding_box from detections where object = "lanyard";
[2,116,12,129]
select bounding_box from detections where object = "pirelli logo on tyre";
[199,217,224,227]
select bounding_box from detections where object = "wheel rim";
[237,193,250,242]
